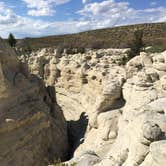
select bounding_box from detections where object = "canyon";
[20,46,166,166]
[0,38,166,166]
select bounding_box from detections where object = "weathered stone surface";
[20,49,127,153]
[141,141,166,166]
[66,151,101,166]
[19,48,166,166]
[0,39,68,166]
[142,121,162,144]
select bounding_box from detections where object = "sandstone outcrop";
[20,48,166,166]
[0,39,68,166]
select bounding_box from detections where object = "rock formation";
[20,48,166,166]
[0,39,68,166]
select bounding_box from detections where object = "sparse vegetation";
[127,29,144,59]
[116,56,129,65]
[15,23,166,51]
[145,45,166,53]
[53,159,76,166]
[56,44,65,57]
[7,33,17,47]
[15,38,32,54]
[88,40,104,49]
[56,41,86,55]
[54,163,76,166]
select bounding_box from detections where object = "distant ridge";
[17,22,166,50]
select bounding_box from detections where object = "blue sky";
[0,0,166,38]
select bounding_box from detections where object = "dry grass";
[16,22,166,50]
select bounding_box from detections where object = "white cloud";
[78,0,166,28]
[82,0,90,4]
[79,0,130,16]
[0,1,78,38]
[27,7,55,16]
[0,0,166,38]
[0,2,18,24]
[22,0,71,16]
[78,0,135,27]
[150,1,157,6]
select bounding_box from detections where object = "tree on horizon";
[7,33,17,47]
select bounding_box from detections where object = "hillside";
[17,22,166,50]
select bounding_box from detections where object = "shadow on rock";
[67,112,89,159]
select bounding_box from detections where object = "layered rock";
[21,49,127,124]
[95,51,166,166]
[20,49,127,154]
[20,48,166,166]
[0,39,68,166]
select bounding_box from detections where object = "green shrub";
[145,46,166,53]
[7,33,17,47]
[66,47,85,54]
[117,56,129,65]
[127,29,144,59]
[56,44,65,57]
[56,41,85,55]
[88,40,104,49]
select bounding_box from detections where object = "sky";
[0,0,166,38]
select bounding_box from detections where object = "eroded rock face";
[20,48,127,155]
[141,140,166,166]
[0,39,68,166]
[20,48,166,166]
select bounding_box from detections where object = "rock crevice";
[19,48,166,166]
[0,39,68,166]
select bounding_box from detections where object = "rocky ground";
[1,37,166,166]
[0,39,68,166]
[19,47,166,166]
